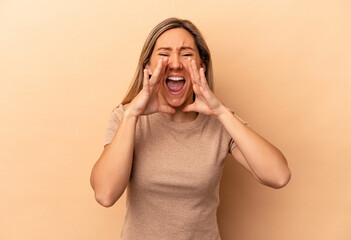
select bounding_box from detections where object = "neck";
[158,94,198,123]
[161,107,198,123]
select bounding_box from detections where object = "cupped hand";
[125,57,176,118]
[182,59,227,117]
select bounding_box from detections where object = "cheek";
[148,56,161,72]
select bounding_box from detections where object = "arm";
[183,59,291,189]
[90,112,137,207]
[218,107,291,189]
[90,57,173,207]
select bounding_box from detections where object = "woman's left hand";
[182,59,227,117]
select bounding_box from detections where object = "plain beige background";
[1,0,350,239]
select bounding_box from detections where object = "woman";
[90,17,291,239]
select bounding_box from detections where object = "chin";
[165,97,187,108]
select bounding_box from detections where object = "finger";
[154,58,168,92]
[187,58,195,84]
[153,76,162,94]
[143,69,149,89]
[182,103,196,113]
[199,68,210,91]
[187,60,200,96]
[159,57,169,82]
[149,58,163,85]
[186,59,200,95]
[191,80,201,96]
[191,60,201,86]
[151,57,169,86]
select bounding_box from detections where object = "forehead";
[154,28,196,50]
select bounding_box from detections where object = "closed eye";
[159,53,169,56]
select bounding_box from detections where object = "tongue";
[166,80,185,92]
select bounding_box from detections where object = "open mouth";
[165,76,186,95]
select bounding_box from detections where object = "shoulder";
[111,103,130,116]
[107,103,131,125]
[111,103,129,113]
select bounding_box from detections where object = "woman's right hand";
[124,57,175,118]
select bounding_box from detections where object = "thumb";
[182,103,196,113]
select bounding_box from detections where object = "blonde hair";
[118,17,213,108]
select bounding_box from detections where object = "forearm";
[217,106,291,188]
[90,113,137,207]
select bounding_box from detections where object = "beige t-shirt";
[104,104,247,240]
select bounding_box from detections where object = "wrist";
[214,104,230,119]
[123,107,139,121]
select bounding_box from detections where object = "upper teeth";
[168,76,184,81]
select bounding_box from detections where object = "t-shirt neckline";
[152,111,205,130]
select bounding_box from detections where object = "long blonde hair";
[118,17,213,108]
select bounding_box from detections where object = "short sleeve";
[104,104,125,147]
[228,110,249,153]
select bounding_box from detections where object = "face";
[146,28,205,108]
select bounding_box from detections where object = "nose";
[168,54,183,70]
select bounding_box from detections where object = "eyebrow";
[156,46,195,51]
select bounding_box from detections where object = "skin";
[125,28,206,122]
[91,27,291,208]
[124,28,291,189]
[146,28,206,122]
